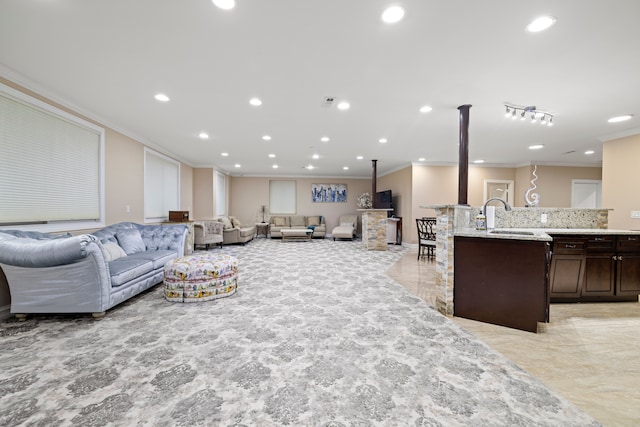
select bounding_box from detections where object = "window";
[269,180,296,214]
[144,149,179,222]
[0,83,105,231]
[215,171,226,216]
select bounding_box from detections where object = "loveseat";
[216,216,256,245]
[269,215,326,239]
[0,222,188,319]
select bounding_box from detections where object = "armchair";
[194,220,224,250]
[332,214,357,241]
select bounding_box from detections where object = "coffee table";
[281,228,313,241]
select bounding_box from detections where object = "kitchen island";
[454,228,640,332]
[454,229,552,333]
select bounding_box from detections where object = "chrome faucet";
[483,197,512,215]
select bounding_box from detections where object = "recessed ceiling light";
[268,154,276,158]
[337,101,350,110]
[262,135,271,140]
[306,165,315,170]
[221,152,229,156]
[585,150,595,155]
[608,114,633,123]
[154,93,170,102]
[526,16,557,32]
[418,157,426,162]
[234,163,241,168]
[356,155,364,160]
[379,138,387,143]
[343,166,349,170]
[272,164,278,169]
[382,5,405,24]
[473,159,485,164]
[212,0,235,10]
[249,97,262,106]
[198,132,209,139]
[321,137,330,142]
[419,105,433,113]
[312,154,320,159]
[529,144,544,150]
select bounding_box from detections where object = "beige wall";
[603,134,640,229]
[378,166,412,242]
[193,168,214,219]
[530,166,602,208]
[468,166,516,207]
[515,165,533,207]
[228,176,371,234]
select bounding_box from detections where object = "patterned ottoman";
[163,253,238,302]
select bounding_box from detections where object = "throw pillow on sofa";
[307,216,320,226]
[273,216,286,227]
[116,229,146,255]
[230,216,242,228]
[102,242,127,261]
[219,217,233,230]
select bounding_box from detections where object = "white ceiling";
[1,0,639,178]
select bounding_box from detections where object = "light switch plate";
[631,211,640,219]
[541,213,548,223]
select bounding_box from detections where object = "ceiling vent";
[321,96,335,108]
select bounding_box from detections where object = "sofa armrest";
[0,233,96,267]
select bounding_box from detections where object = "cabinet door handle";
[565,244,576,248]
[618,255,623,261]
[613,255,618,261]
[628,237,638,241]
[594,237,606,241]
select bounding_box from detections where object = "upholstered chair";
[194,220,224,250]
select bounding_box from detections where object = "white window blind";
[269,180,296,214]
[0,84,104,229]
[215,171,226,216]
[144,149,179,222]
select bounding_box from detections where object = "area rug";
[0,239,599,426]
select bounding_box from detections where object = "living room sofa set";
[0,222,188,319]
[268,215,326,239]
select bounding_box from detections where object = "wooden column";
[457,105,471,205]
[371,159,377,207]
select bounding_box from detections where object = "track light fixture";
[504,104,554,127]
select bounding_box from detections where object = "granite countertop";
[455,228,640,242]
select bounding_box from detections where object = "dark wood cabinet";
[549,255,584,297]
[454,236,550,333]
[583,254,615,296]
[616,235,640,295]
[549,234,640,302]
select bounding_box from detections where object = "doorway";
[483,179,514,205]
[572,179,602,208]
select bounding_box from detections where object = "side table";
[255,222,269,238]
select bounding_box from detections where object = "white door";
[572,180,602,208]
[483,180,514,205]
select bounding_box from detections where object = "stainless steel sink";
[488,230,535,236]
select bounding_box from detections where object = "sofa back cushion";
[218,216,233,230]
[272,216,288,227]
[290,216,305,227]
[116,228,146,255]
[306,216,321,226]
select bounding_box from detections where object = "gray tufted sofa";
[0,222,187,320]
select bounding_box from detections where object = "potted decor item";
[357,193,373,209]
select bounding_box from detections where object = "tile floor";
[387,249,640,427]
